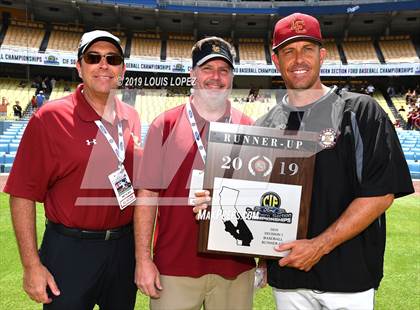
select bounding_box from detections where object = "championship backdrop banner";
[198,123,323,258]
[1,47,420,76]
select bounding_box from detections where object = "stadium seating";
[230,89,276,119]
[131,33,161,59]
[166,35,195,60]
[47,25,83,52]
[373,93,396,124]
[379,35,419,63]
[0,144,7,153]
[342,37,379,63]
[397,130,420,179]
[2,163,12,173]
[406,160,420,179]
[0,78,33,119]
[323,39,341,64]
[1,20,45,50]
[135,90,185,123]
[48,81,78,101]
[140,123,150,146]
[111,31,127,52]
[4,153,15,164]
[0,121,27,172]
[238,38,266,64]
[8,143,19,153]
[391,95,409,121]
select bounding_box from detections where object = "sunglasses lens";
[84,53,101,64]
[83,53,123,65]
[106,55,123,65]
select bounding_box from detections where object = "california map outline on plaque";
[218,186,254,246]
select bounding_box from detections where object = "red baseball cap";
[272,13,322,51]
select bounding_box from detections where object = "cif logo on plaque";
[246,192,293,224]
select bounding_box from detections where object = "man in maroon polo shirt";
[134,37,256,309]
[4,31,141,310]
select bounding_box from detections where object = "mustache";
[204,80,225,88]
[289,64,311,71]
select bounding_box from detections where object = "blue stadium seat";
[3,163,13,173]
[404,152,415,161]
[2,132,16,137]
[0,139,11,144]
[402,143,415,149]
[407,160,420,179]
[0,144,8,153]
[4,154,15,164]
[8,143,20,153]
[0,152,5,164]
[11,139,21,144]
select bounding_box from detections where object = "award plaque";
[198,122,321,258]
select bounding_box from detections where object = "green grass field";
[0,193,418,309]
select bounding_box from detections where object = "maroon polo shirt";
[139,101,256,278]
[4,84,142,230]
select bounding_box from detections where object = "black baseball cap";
[78,30,124,59]
[192,39,234,68]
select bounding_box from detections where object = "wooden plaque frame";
[198,123,319,259]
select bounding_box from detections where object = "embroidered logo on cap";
[212,44,221,53]
[290,19,307,34]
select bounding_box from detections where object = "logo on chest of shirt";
[86,139,97,146]
[318,128,337,149]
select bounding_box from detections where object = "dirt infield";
[1,174,419,197]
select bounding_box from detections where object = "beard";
[193,88,232,109]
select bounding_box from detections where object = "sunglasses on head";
[82,52,124,66]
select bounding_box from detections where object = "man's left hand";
[274,238,326,272]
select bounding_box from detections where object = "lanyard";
[185,99,232,165]
[94,120,125,166]
[186,100,207,164]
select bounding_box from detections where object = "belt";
[46,220,133,241]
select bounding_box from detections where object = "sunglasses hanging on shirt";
[286,111,305,131]
[82,52,124,66]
